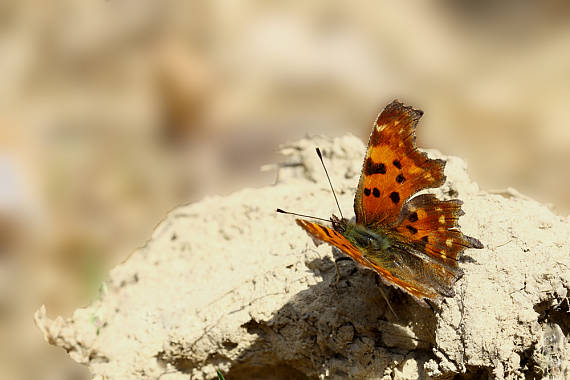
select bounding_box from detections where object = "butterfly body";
[295,101,483,305]
[334,217,391,253]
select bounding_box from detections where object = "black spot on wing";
[373,188,380,197]
[406,225,418,234]
[364,188,371,196]
[364,158,386,175]
[408,212,418,222]
[396,174,405,183]
[393,159,402,169]
[389,192,400,204]
[319,225,332,238]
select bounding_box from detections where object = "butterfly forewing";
[296,219,440,302]
[296,219,370,267]
[354,101,445,226]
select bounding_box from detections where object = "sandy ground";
[35,135,569,379]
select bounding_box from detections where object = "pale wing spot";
[436,207,442,212]
[398,141,404,147]
[424,173,432,179]
[439,215,446,224]
[394,120,400,126]
[446,238,453,247]
[440,250,447,258]
[438,226,446,232]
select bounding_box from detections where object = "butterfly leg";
[377,284,398,319]
[373,275,398,319]
[333,257,353,284]
[424,299,437,314]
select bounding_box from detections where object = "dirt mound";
[35,135,569,379]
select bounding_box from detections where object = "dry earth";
[35,135,569,379]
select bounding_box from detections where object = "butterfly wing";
[294,100,483,305]
[296,219,371,268]
[394,193,483,273]
[354,100,446,226]
[296,219,441,303]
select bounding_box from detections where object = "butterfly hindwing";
[395,194,483,269]
[354,101,446,226]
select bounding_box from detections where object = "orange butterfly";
[284,100,483,306]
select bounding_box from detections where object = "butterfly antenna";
[276,208,330,223]
[315,148,344,219]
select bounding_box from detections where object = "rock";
[35,135,569,379]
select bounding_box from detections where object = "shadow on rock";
[224,253,438,379]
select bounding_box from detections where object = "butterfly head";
[330,214,347,233]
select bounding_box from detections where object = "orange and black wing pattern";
[295,219,370,267]
[296,219,441,302]
[292,100,483,305]
[394,194,483,269]
[354,101,445,226]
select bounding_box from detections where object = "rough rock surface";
[35,135,569,379]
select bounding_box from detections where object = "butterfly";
[287,100,483,306]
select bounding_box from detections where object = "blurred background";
[1,1,569,378]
